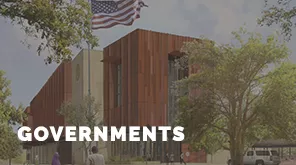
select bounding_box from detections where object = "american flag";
[90,0,147,29]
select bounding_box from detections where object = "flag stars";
[91,0,119,14]
[90,0,147,29]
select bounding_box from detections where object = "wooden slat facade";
[30,62,72,141]
[103,29,197,127]
[103,29,207,162]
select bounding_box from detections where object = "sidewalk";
[130,162,225,165]
[280,160,296,165]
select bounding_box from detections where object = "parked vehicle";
[227,149,280,165]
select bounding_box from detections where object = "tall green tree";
[0,124,23,165]
[258,0,296,41]
[58,95,103,163]
[0,70,24,124]
[0,0,99,64]
[175,27,296,165]
[0,70,24,164]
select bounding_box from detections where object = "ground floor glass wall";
[109,132,181,162]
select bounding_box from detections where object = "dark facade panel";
[58,141,72,164]
[30,62,72,141]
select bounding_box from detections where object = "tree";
[0,70,24,164]
[0,0,99,64]
[258,0,296,41]
[0,70,24,124]
[175,27,296,165]
[58,95,103,163]
[0,124,23,165]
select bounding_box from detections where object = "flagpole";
[87,11,91,115]
[87,39,91,104]
[87,0,96,148]
[86,0,148,152]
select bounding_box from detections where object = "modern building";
[23,50,106,165]
[71,49,107,164]
[102,29,206,163]
[23,61,72,164]
[23,29,227,164]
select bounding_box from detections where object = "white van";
[227,149,281,165]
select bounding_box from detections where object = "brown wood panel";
[103,47,109,126]
[23,108,29,126]
[135,29,197,126]
[159,33,165,125]
[121,38,126,126]
[182,143,207,163]
[127,35,132,126]
[132,31,139,126]
[103,29,198,127]
[125,35,129,126]
[137,31,143,126]
[103,29,138,127]
[47,75,51,129]
[30,62,71,141]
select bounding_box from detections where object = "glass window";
[177,68,188,80]
[256,151,270,156]
[247,151,254,156]
[271,150,279,156]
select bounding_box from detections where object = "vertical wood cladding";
[103,29,206,162]
[23,107,33,128]
[103,30,138,127]
[103,29,197,127]
[30,62,72,141]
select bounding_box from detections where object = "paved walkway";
[280,160,296,165]
[2,161,295,165]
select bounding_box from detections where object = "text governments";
[18,126,184,142]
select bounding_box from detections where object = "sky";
[1,0,296,108]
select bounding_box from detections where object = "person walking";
[34,155,39,165]
[145,152,151,165]
[165,152,170,165]
[180,152,186,165]
[24,153,30,165]
[86,146,105,165]
[147,153,151,161]
[170,153,174,165]
[51,152,61,165]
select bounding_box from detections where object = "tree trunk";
[230,135,244,165]
[8,158,11,165]
[211,154,213,163]
[84,141,91,165]
[85,148,89,165]
[232,153,243,165]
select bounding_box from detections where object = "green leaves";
[0,70,24,160]
[0,124,22,160]
[58,95,102,128]
[0,0,99,64]
[58,95,102,159]
[259,0,296,41]
[0,70,24,124]
[259,62,296,140]
[175,27,296,157]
